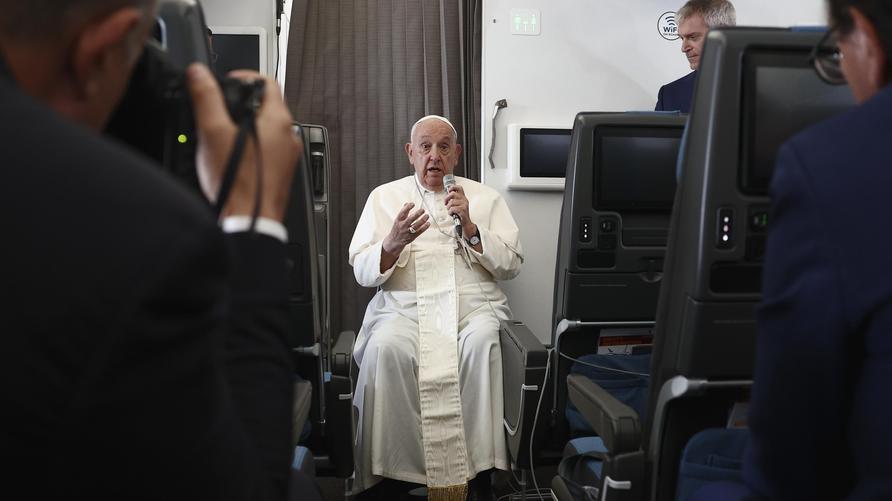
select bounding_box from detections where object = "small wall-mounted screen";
[211,33,261,75]
[520,128,572,178]
[594,126,682,212]
[209,26,268,77]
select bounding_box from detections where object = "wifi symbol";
[659,11,680,40]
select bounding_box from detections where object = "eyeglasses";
[809,27,846,85]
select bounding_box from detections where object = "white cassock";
[348,174,523,496]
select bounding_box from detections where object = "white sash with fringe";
[414,245,469,500]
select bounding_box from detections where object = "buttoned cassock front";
[348,174,523,494]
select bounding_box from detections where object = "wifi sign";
[659,11,680,41]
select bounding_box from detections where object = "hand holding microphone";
[444,174,477,242]
[444,174,463,236]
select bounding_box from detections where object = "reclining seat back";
[286,125,354,477]
[551,113,686,439]
[293,125,358,479]
[285,124,324,446]
[645,28,854,501]
[287,125,325,359]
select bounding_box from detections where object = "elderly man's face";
[679,14,709,70]
[405,119,462,191]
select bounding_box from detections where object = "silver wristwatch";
[466,228,481,246]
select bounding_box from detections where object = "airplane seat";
[286,122,325,421]
[282,123,325,496]
[501,113,685,492]
[324,316,553,493]
[549,110,685,442]
[564,352,651,435]
[328,310,548,490]
[544,111,685,495]
[287,124,358,490]
[552,27,855,501]
[673,427,748,501]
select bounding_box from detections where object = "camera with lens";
[106,0,264,191]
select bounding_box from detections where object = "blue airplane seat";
[565,353,651,435]
[675,428,748,501]
[557,428,747,501]
[687,480,749,501]
[557,437,608,498]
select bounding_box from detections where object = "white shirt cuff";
[221,216,288,243]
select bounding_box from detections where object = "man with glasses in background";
[655,0,736,113]
[697,1,892,499]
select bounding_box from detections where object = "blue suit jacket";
[744,84,892,500]
[655,71,697,113]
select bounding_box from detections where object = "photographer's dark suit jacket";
[655,71,697,113]
[743,84,892,500]
[0,56,293,499]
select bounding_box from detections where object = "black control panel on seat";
[745,206,770,262]
[579,217,592,242]
[597,216,617,250]
[716,208,734,249]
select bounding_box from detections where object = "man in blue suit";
[655,0,736,113]
[695,1,892,500]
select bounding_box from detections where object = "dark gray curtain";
[461,0,482,184]
[285,0,482,337]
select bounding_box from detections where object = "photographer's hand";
[186,64,302,223]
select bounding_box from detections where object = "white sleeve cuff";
[221,216,288,243]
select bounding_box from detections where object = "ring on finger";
[408,226,416,234]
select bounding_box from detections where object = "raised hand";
[382,202,430,257]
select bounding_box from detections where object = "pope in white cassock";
[348,115,523,500]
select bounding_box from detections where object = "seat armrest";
[327,330,356,478]
[499,320,550,469]
[500,319,547,354]
[567,373,641,453]
[332,330,355,377]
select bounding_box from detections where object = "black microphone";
[443,174,462,236]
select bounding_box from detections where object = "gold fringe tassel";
[427,483,468,501]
